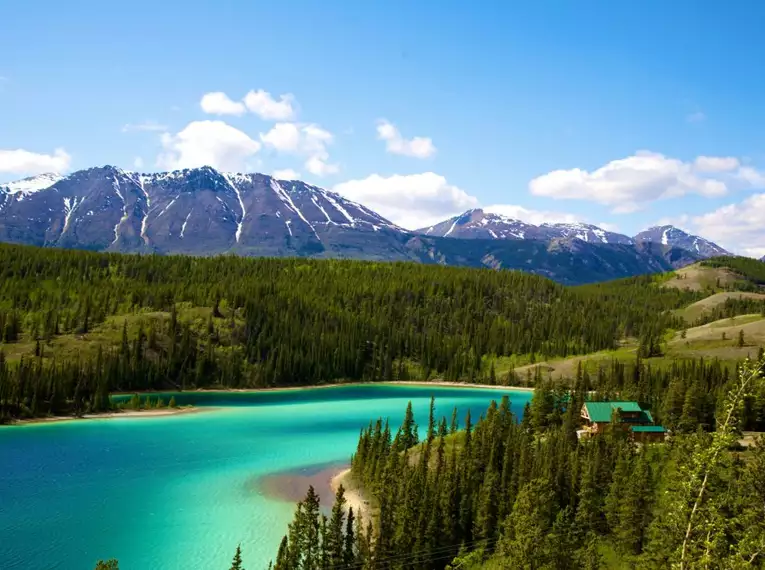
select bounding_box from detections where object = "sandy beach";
[7,406,205,426]
[331,467,372,523]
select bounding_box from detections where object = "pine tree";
[229,545,244,570]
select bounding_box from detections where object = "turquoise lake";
[0,384,532,570]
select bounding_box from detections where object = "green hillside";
[0,243,701,422]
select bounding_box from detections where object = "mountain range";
[0,166,736,284]
[417,208,729,258]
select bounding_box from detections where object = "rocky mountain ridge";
[0,166,736,284]
[417,208,730,258]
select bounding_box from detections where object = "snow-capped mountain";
[0,173,64,207]
[0,166,724,284]
[538,222,634,245]
[418,209,542,240]
[418,209,634,245]
[633,225,730,258]
[419,210,728,259]
[0,166,404,258]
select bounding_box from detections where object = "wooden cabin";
[629,425,668,442]
[580,401,666,441]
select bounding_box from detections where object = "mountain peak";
[633,225,729,256]
[418,212,633,245]
[1,172,64,196]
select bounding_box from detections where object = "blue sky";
[2,0,764,254]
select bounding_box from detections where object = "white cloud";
[376,120,436,158]
[690,193,765,256]
[694,156,739,172]
[530,151,765,213]
[483,204,581,226]
[156,120,261,172]
[133,157,144,169]
[686,111,706,123]
[122,121,168,133]
[333,172,478,230]
[0,148,71,175]
[244,89,296,121]
[305,156,339,176]
[261,122,338,177]
[200,92,246,116]
[272,168,300,180]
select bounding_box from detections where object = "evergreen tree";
[229,545,244,570]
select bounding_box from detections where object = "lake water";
[0,384,532,570]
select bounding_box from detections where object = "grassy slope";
[511,313,765,379]
[2,302,243,365]
[674,291,765,323]
[660,263,742,292]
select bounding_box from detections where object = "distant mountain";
[420,210,728,259]
[633,225,730,258]
[417,209,633,244]
[0,166,710,285]
[0,166,406,259]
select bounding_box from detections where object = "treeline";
[273,358,765,569]
[691,295,765,327]
[0,244,699,421]
[701,255,765,286]
[571,356,765,432]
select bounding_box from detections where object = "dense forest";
[0,243,704,422]
[270,356,765,570]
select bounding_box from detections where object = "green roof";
[583,401,649,423]
[631,425,667,433]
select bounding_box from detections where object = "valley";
[1,245,763,570]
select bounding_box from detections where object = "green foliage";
[701,256,765,286]
[0,243,699,422]
[94,560,119,570]
[229,545,244,570]
[275,354,764,569]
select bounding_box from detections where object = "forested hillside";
[0,243,702,422]
[271,357,765,570]
[701,256,765,287]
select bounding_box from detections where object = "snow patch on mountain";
[1,173,63,200]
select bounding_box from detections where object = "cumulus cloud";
[156,120,261,172]
[333,172,478,230]
[530,151,765,213]
[694,156,739,173]
[200,92,246,116]
[199,89,296,120]
[244,90,296,121]
[122,121,168,133]
[305,156,339,176]
[261,122,338,177]
[0,148,71,176]
[272,168,301,180]
[483,204,581,226]
[376,120,436,158]
[689,193,765,256]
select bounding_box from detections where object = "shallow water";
[0,384,531,570]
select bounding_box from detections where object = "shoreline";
[6,406,205,427]
[188,379,534,394]
[7,379,530,427]
[330,467,372,524]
